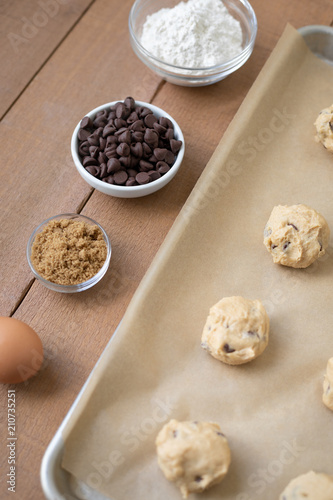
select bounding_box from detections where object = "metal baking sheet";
[40,25,333,500]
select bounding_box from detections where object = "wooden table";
[0,1,332,498]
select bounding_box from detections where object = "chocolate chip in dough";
[223,343,235,353]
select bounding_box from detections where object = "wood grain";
[0,0,332,498]
[0,0,94,119]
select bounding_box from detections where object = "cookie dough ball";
[323,357,333,411]
[314,104,333,152]
[263,204,330,268]
[201,296,269,365]
[279,470,333,499]
[156,419,231,498]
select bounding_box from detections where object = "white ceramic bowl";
[71,100,185,198]
[27,213,111,293]
[129,0,257,87]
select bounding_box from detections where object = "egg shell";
[0,317,43,384]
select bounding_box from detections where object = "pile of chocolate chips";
[77,96,183,186]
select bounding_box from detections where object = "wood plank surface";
[0,0,94,119]
[0,0,332,498]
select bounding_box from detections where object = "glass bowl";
[129,0,258,87]
[27,213,112,293]
[71,100,185,198]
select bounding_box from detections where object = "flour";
[140,0,243,68]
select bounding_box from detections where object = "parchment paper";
[61,25,333,500]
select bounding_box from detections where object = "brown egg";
[0,317,43,384]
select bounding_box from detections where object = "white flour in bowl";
[140,0,243,68]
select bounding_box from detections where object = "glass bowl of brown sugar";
[27,213,111,293]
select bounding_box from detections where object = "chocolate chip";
[116,102,130,120]
[93,116,107,128]
[119,156,131,167]
[99,163,108,178]
[131,119,145,132]
[127,169,137,177]
[105,144,117,154]
[98,152,108,164]
[85,165,99,176]
[99,137,106,150]
[105,148,117,159]
[223,343,235,353]
[95,126,104,137]
[142,143,152,158]
[131,131,144,143]
[148,170,161,181]
[103,125,116,138]
[87,134,100,146]
[127,111,139,124]
[114,118,127,130]
[78,128,90,141]
[89,145,99,159]
[131,142,143,157]
[80,116,93,129]
[114,126,127,137]
[118,130,131,144]
[164,150,175,165]
[287,223,298,231]
[216,431,225,437]
[159,116,173,128]
[144,113,158,128]
[165,128,174,141]
[136,172,150,184]
[170,139,182,154]
[106,135,118,146]
[154,148,167,161]
[153,122,167,136]
[96,109,108,118]
[173,430,178,438]
[126,177,137,186]
[79,141,90,156]
[83,156,98,167]
[103,175,114,184]
[195,476,202,483]
[107,158,121,173]
[138,106,153,118]
[157,161,170,174]
[144,129,159,148]
[283,242,290,251]
[139,160,153,172]
[149,154,158,164]
[116,143,130,157]
[113,170,128,185]
[124,96,135,110]
[330,120,333,132]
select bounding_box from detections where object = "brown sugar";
[31,218,108,285]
